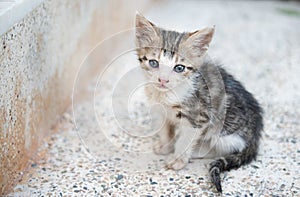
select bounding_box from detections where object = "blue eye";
[149,59,159,68]
[173,64,185,73]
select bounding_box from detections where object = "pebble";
[31,163,37,168]
[149,178,158,185]
[116,174,123,181]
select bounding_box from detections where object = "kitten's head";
[135,12,214,91]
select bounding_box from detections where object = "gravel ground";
[10,1,300,196]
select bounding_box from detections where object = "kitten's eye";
[173,64,185,73]
[149,59,159,68]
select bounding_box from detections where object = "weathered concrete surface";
[0,0,150,194]
[7,0,300,196]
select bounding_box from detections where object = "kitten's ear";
[135,12,159,47]
[185,26,215,54]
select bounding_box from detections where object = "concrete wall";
[0,0,150,194]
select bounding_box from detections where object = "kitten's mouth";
[154,83,170,91]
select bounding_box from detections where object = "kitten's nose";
[158,78,169,84]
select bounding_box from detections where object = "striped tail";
[209,149,258,193]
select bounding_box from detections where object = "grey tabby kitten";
[135,13,263,193]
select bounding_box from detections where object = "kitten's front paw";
[153,141,174,155]
[166,154,189,170]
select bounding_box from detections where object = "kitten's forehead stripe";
[175,33,185,52]
[160,30,186,58]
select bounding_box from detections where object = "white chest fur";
[145,86,183,124]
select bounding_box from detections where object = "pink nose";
[158,78,169,84]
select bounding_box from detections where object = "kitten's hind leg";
[153,121,175,155]
[192,140,217,159]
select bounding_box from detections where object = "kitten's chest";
[165,104,181,124]
[145,85,188,105]
[145,88,183,123]
[150,103,181,125]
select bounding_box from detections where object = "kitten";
[135,13,263,193]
